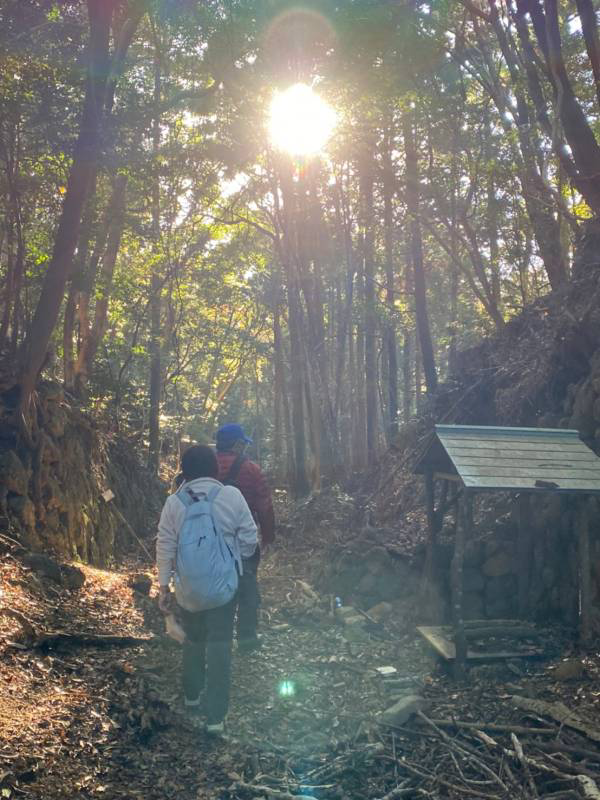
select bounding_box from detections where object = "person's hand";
[158,586,173,614]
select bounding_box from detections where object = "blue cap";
[216,423,252,450]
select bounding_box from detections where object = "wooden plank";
[453,461,600,475]
[436,425,578,436]
[464,625,543,640]
[417,627,544,662]
[417,626,455,660]
[467,649,542,661]
[433,471,460,482]
[462,476,600,491]
[437,426,579,437]
[442,448,598,463]
[456,465,600,479]
[463,618,537,629]
[441,437,585,451]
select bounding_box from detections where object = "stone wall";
[451,494,600,628]
[314,490,600,630]
[0,381,164,565]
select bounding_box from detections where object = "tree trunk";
[17,0,114,416]
[484,106,502,312]
[414,334,422,412]
[63,284,77,389]
[0,199,16,351]
[486,0,568,289]
[73,174,127,392]
[383,132,399,441]
[403,111,437,395]
[301,164,340,481]
[0,127,25,358]
[574,0,600,111]
[304,360,321,491]
[360,142,379,465]
[272,280,291,485]
[278,157,310,497]
[449,129,459,376]
[287,280,310,496]
[520,0,600,214]
[333,176,355,420]
[63,183,98,390]
[147,30,162,474]
[354,233,368,469]
[403,331,412,423]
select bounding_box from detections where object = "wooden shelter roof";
[414,424,600,494]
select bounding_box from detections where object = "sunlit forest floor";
[3,503,600,799]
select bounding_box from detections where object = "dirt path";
[3,526,600,799]
[0,531,436,800]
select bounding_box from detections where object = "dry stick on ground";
[475,728,600,799]
[395,756,502,799]
[0,532,26,550]
[417,717,558,736]
[372,781,413,800]
[511,733,539,798]
[417,711,511,794]
[534,741,600,763]
[516,751,600,799]
[1,613,152,649]
[33,631,152,648]
[539,750,600,779]
[512,696,600,744]
[232,781,318,800]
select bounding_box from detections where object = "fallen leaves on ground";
[2,496,600,799]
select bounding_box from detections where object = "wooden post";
[420,469,438,620]
[451,491,471,680]
[577,496,592,645]
[517,493,532,618]
[424,469,436,576]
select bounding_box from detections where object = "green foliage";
[1,0,599,473]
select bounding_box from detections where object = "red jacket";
[216,452,275,547]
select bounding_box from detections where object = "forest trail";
[3,511,600,800]
[0,523,435,800]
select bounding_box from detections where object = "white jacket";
[156,477,258,611]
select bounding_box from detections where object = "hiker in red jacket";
[216,423,275,652]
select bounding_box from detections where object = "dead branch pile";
[367,707,600,800]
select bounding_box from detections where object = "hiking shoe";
[237,636,262,654]
[205,721,225,736]
[184,693,204,716]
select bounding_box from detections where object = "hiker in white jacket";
[157,444,258,734]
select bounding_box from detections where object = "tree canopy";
[2,0,600,492]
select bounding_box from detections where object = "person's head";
[180,445,218,481]
[215,423,252,454]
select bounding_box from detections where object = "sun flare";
[269,83,337,156]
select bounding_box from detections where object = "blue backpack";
[174,485,239,610]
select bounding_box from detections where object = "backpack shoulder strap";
[223,455,247,487]
[207,485,223,503]
[176,486,203,508]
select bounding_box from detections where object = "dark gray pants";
[237,547,261,641]
[179,596,236,724]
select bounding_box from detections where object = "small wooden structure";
[414,425,600,678]
[417,620,544,662]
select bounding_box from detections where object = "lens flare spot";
[278,679,296,697]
